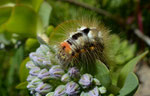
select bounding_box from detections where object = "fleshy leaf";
[19,57,29,82]
[38,1,52,28]
[117,51,148,88]
[117,73,139,96]
[94,60,111,88]
[1,5,37,38]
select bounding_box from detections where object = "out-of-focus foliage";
[0,0,149,96]
[117,51,148,88]
[106,34,137,66]
[0,0,52,95]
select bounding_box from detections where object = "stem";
[57,0,124,25]
[134,29,150,46]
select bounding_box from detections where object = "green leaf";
[31,0,44,12]
[19,57,29,82]
[7,46,24,86]
[117,73,139,96]
[0,6,12,25]
[38,1,52,28]
[1,5,38,38]
[16,0,43,12]
[16,81,28,89]
[94,60,111,88]
[117,51,148,88]
[108,85,120,95]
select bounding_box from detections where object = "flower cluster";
[26,44,109,96]
[26,45,56,95]
[52,72,107,96]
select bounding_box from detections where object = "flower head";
[27,82,36,91]
[99,86,106,94]
[65,81,80,95]
[27,75,36,82]
[49,65,65,79]
[29,67,41,76]
[61,74,71,83]
[88,87,100,96]
[36,45,50,55]
[93,78,101,86]
[68,67,80,79]
[30,77,42,86]
[27,77,42,91]
[29,52,51,68]
[80,92,88,96]
[35,92,42,96]
[79,74,93,88]
[35,83,53,95]
[38,69,51,81]
[54,85,66,96]
[26,61,36,69]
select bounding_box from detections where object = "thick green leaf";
[108,85,120,95]
[117,51,148,88]
[16,81,28,89]
[117,73,139,96]
[1,5,37,38]
[38,1,52,28]
[95,60,111,88]
[19,57,30,82]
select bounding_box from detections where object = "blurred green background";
[0,0,150,96]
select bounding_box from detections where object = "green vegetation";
[0,0,149,96]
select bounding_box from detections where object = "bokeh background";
[0,0,150,96]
